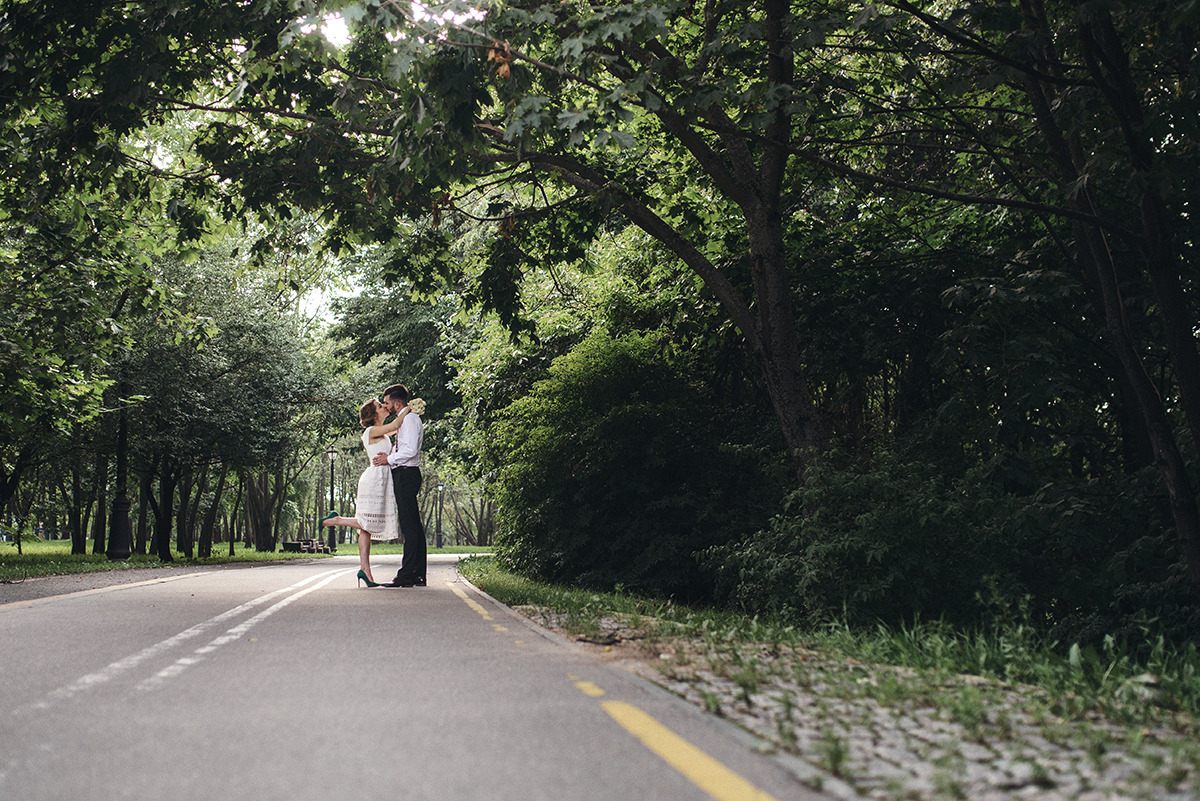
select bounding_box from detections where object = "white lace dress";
[354,430,398,540]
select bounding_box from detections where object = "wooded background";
[2,0,1197,642]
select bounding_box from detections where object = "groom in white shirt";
[372,383,426,587]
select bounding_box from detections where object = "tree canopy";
[3,1,1199,632]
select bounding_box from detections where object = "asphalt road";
[0,555,826,801]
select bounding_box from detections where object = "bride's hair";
[359,399,379,428]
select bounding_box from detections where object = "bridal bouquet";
[409,398,426,415]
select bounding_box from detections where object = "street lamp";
[435,481,445,549]
[326,445,337,552]
[106,391,132,560]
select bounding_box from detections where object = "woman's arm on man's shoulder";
[367,407,409,441]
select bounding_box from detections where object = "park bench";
[279,539,334,554]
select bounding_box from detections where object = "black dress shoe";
[386,574,416,587]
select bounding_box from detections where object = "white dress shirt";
[387,408,423,468]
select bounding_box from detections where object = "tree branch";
[479,145,762,347]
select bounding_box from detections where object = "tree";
[0,219,154,513]
[5,0,1199,601]
[120,246,337,557]
[828,0,1200,588]
[0,0,830,475]
[180,0,833,475]
[327,250,467,445]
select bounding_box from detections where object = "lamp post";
[326,445,337,552]
[435,481,444,549]
[106,392,132,560]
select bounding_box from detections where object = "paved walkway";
[3,557,816,801]
[8,564,1197,799]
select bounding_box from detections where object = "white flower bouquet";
[408,397,426,415]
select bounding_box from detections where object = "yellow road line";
[602,701,782,801]
[445,587,781,801]
[447,581,493,621]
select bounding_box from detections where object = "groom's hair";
[383,384,410,404]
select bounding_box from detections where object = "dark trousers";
[392,466,426,580]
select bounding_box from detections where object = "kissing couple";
[320,384,427,588]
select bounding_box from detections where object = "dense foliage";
[2,0,1199,644]
[487,331,787,598]
[708,450,1197,641]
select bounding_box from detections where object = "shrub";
[1013,469,1199,646]
[487,330,786,599]
[706,448,1200,642]
[704,448,1030,626]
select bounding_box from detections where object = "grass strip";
[1,539,488,582]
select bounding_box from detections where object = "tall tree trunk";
[483,498,495,546]
[271,468,289,545]
[186,464,208,550]
[147,459,177,562]
[135,470,151,555]
[246,470,276,552]
[176,469,194,559]
[197,464,228,559]
[80,500,93,552]
[89,489,107,556]
[1087,232,1200,588]
[7,483,32,554]
[89,444,109,556]
[89,406,114,555]
[738,0,827,472]
[67,453,86,555]
[1077,203,1200,588]
[1074,6,1200,455]
[0,443,34,517]
[228,475,244,556]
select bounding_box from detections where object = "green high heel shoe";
[357,569,380,588]
[319,510,338,526]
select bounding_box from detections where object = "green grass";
[0,538,492,582]
[457,556,1200,728]
[809,615,1200,725]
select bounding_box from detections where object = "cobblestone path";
[517,607,1200,801]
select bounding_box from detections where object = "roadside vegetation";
[459,554,1200,797]
[459,557,1200,729]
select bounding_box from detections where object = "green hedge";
[487,330,785,599]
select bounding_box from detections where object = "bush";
[706,448,1200,642]
[705,448,1034,626]
[487,330,786,599]
[1013,469,1199,646]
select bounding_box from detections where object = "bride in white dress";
[321,398,410,586]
